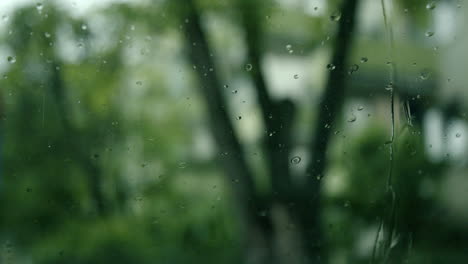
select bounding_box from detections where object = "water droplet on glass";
[330,11,341,21]
[81,24,87,30]
[232,90,238,94]
[348,64,359,75]
[456,133,461,138]
[344,200,351,207]
[419,69,431,80]
[347,115,357,123]
[178,162,187,169]
[357,106,364,111]
[385,82,394,91]
[44,32,51,38]
[7,56,16,64]
[245,63,253,71]
[237,116,242,120]
[290,156,302,164]
[293,74,299,79]
[360,57,368,63]
[2,15,9,22]
[136,80,143,85]
[223,84,229,88]
[425,31,434,37]
[286,44,292,50]
[426,1,436,10]
[327,63,336,71]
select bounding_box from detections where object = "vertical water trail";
[381,0,396,183]
[371,0,398,263]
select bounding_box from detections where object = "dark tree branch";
[49,62,107,216]
[238,0,295,200]
[178,1,277,253]
[305,0,359,187]
[180,0,257,211]
[295,0,360,263]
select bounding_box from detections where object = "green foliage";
[0,0,466,263]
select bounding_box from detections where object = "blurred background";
[1,0,467,263]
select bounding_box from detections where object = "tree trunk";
[178,1,275,263]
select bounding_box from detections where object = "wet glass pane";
[1,0,467,263]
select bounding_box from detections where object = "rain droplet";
[348,64,359,74]
[44,32,51,38]
[357,106,364,111]
[330,11,341,21]
[425,31,434,37]
[385,82,394,91]
[245,63,253,71]
[456,133,461,138]
[293,74,299,79]
[419,69,431,80]
[286,44,292,51]
[81,24,87,30]
[223,84,229,88]
[290,156,302,164]
[136,80,143,85]
[347,115,357,123]
[2,15,9,22]
[232,90,238,94]
[7,56,16,64]
[360,57,368,63]
[236,116,242,120]
[327,63,336,71]
[178,162,187,169]
[426,1,436,10]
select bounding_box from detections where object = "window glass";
[1,0,467,263]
